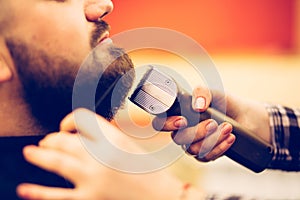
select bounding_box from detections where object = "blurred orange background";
[107,0,298,54]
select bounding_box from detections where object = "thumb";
[192,86,212,112]
[60,108,107,141]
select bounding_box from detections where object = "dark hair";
[94,49,135,120]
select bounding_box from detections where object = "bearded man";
[0,1,134,198]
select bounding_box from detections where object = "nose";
[84,0,114,22]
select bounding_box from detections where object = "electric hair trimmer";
[129,66,274,173]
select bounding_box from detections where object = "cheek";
[33,19,91,60]
[15,7,92,62]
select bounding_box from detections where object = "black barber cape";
[0,136,73,199]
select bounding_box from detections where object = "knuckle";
[171,131,183,145]
[196,156,210,162]
[216,142,229,155]
[193,86,204,94]
[204,150,218,161]
[195,124,207,139]
[188,144,200,155]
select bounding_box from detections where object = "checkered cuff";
[265,104,300,171]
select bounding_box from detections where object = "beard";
[5,21,134,133]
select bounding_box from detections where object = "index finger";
[17,183,76,200]
[152,116,188,131]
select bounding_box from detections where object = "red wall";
[106,0,296,54]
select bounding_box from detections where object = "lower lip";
[98,37,112,45]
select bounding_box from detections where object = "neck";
[0,85,49,137]
[0,102,48,137]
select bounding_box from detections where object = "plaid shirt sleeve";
[265,104,300,171]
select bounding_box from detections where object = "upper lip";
[97,31,110,44]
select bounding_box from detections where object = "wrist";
[228,94,271,143]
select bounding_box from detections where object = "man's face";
[3,0,134,132]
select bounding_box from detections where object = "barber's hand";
[153,86,235,162]
[17,109,202,200]
[153,86,271,162]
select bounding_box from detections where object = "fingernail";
[195,96,206,110]
[174,118,187,128]
[227,134,235,144]
[17,184,30,199]
[206,120,218,134]
[23,145,36,155]
[221,123,232,135]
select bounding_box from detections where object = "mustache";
[90,20,110,48]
